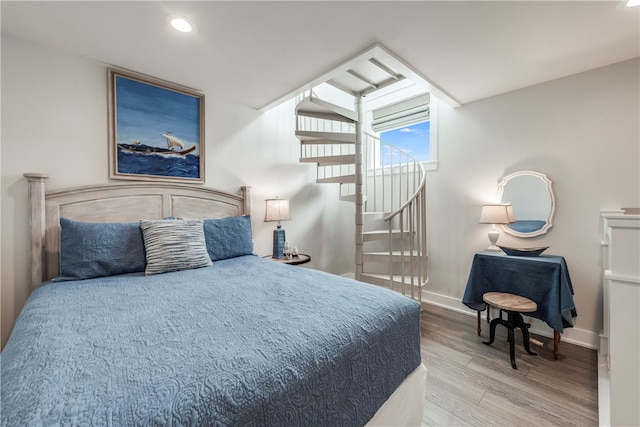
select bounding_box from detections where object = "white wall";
[2,36,638,350]
[1,37,355,348]
[424,57,639,347]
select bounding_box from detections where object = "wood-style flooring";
[420,303,598,427]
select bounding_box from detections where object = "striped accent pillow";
[140,219,213,275]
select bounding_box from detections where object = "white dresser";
[599,210,640,427]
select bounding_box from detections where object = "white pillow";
[140,219,213,275]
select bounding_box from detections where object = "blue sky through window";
[379,121,430,166]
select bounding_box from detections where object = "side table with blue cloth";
[462,252,577,359]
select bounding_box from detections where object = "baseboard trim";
[421,289,599,350]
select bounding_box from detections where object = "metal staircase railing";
[295,93,427,301]
[356,132,428,301]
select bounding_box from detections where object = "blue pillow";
[60,218,146,280]
[203,215,254,261]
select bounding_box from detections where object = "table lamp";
[264,197,291,258]
[479,203,515,251]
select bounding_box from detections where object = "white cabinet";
[599,210,640,427]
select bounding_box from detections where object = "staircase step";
[339,193,368,203]
[296,109,356,123]
[362,211,391,221]
[363,211,390,216]
[296,130,356,143]
[362,229,415,241]
[300,154,355,166]
[363,251,426,262]
[359,273,428,289]
[300,138,355,145]
[296,96,358,123]
[316,174,356,184]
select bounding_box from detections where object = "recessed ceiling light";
[627,0,640,6]
[171,17,192,33]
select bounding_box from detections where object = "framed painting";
[108,68,205,183]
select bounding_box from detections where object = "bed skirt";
[366,363,427,426]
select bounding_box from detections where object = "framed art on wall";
[108,68,205,183]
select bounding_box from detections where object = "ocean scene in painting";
[115,75,201,179]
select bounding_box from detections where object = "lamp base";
[486,228,501,251]
[272,228,286,259]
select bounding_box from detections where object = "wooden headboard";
[24,173,251,289]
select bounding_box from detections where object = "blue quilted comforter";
[2,256,422,426]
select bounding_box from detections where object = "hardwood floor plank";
[527,368,598,407]
[466,358,597,426]
[423,355,488,405]
[419,303,598,426]
[476,390,546,427]
[478,390,583,427]
[421,338,473,367]
[423,382,498,426]
[421,399,471,427]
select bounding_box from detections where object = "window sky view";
[379,121,430,165]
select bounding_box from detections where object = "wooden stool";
[482,292,538,370]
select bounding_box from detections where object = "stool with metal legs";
[482,291,538,369]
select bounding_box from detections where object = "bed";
[1,173,426,426]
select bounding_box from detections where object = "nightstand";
[263,254,311,266]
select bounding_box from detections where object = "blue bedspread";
[1,256,422,426]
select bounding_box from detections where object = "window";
[379,120,430,167]
[370,93,437,170]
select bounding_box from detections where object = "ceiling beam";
[258,43,461,112]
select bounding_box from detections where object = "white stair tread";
[317,174,356,184]
[296,96,358,122]
[362,229,415,241]
[363,251,427,263]
[363,229,408,234]
[296,130,356,143]
[360,273,428,288]
[300,138,354,145]
[339,194,368,203]
[300,154,355,165]
[296,109,355,124]
[363,250,424,257]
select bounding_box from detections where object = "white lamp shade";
[264,198,291,222]
[479,204,515,225]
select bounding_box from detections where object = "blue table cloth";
[462,252,577,332]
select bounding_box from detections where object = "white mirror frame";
[496,170,555,238]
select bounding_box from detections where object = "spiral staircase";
[295,94,428,302]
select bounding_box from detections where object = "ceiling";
[2,1,639,110]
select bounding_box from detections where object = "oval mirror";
[496,170,555,238]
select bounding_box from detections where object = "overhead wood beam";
[346,69,378,91]
[369,57,402,81]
